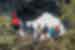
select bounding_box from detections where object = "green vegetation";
[0,0,75,50]
[0,35,16,44]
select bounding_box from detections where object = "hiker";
[32,24,42,43]
[40,24,49,40]
[48,25,60,40]
[11,10,20,31]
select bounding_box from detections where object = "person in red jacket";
[11,11,20,31]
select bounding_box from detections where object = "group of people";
[10,0,66,45]
[11,11,66,44]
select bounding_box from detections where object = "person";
[27,24,34,34]
[48,26,59,50]
[11,10,20,31]
[32,24,42,44]
[48,25,60,40]
[42,24,48,34]
[40,25,49,41]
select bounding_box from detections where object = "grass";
[0,35,16,44]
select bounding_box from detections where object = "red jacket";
[11,11,20,26]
